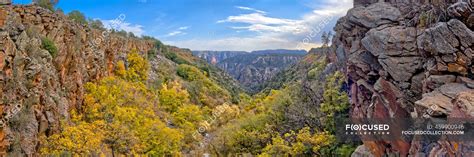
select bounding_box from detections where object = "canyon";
[194,49,306,93]
[0,0,473,156]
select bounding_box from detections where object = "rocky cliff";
[192,51,247,65]
[331,0,474,156]
[217,50,306,93]
[0,4,158,155]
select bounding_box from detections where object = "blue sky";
[13,0,352,51]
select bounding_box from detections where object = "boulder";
[417,22,459,55]
[354,0,379,7]
[416,83,473,116]
[362,26,418,57]
[378,56,423,82]
[438,83,471,99]
[416,90,453,116]
[467,13,474,28]
[351,145,375,157]
[450,91,474,118]
[457,77,474,89]
[447,19,474,48]
[426,75,456,89]
[447,1,472,19]
[348,2,401,28]
[447,63,468,75]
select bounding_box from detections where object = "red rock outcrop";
[0,4,154,155]
[333,0,474,156]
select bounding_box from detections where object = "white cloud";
[102,20,145,36]
[165,35,321,52]
[178,26,189,30]
[235,6,266,14]
[217,13,297,25]
[219,1,352,34]
[171,0,353,51]
[164,26,190,37]
[166,31,186,37]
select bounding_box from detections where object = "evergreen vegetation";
[41,37,58,58]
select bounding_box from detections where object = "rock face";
[331,0,474,156]
[216,50,306,93]
[192,51,247,64]
[0,5,154,155]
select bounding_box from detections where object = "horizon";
[13,0,352,51]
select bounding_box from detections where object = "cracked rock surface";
[334,1,474,156]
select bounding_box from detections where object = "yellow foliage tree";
[172,104,204,150]
[320,71,349,133]
[40,120,106,156]
[159,81,190,112]
[41,51,184,156]
[116,49,150,82]
[260,127,335,156]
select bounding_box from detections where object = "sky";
[13,0,353,51]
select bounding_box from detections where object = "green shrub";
[88,19,104,30]
[154,40,164,49]
[116,30,128,37]
[163,50,189,64]
[41,37,58,58]
[68,10,88,25]
[147,49,157,60]
[320,71,349,133]
[34,0,57,12]
[335,144,357,157]
[128,32,137,38]
[177,64,205,81]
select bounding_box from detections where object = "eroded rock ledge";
[331,0,474,156]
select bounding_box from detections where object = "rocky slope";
[256,48,329,92]
[216,50,306,93]
[0,3,242,156]
[331,0,474,156]
[0,4,156,156]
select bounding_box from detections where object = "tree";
[40,121,105,156]
[321,31,332,48]
[89,19,104,30]
[116,30,128,37]
[172,104,204,150]
[68,10,88,25]
[116,49,150,82]
[320,71,349,133]
[158,81,190,112]
[41,50,184,156]
[128,32,137,38]
[260,127,335,156]
[33,0,58,11]
[177,64,206,81]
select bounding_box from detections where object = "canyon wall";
[333,0,473,156]
[0,4,154,155]
[192,51,247,64]
[218,53,305,93]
